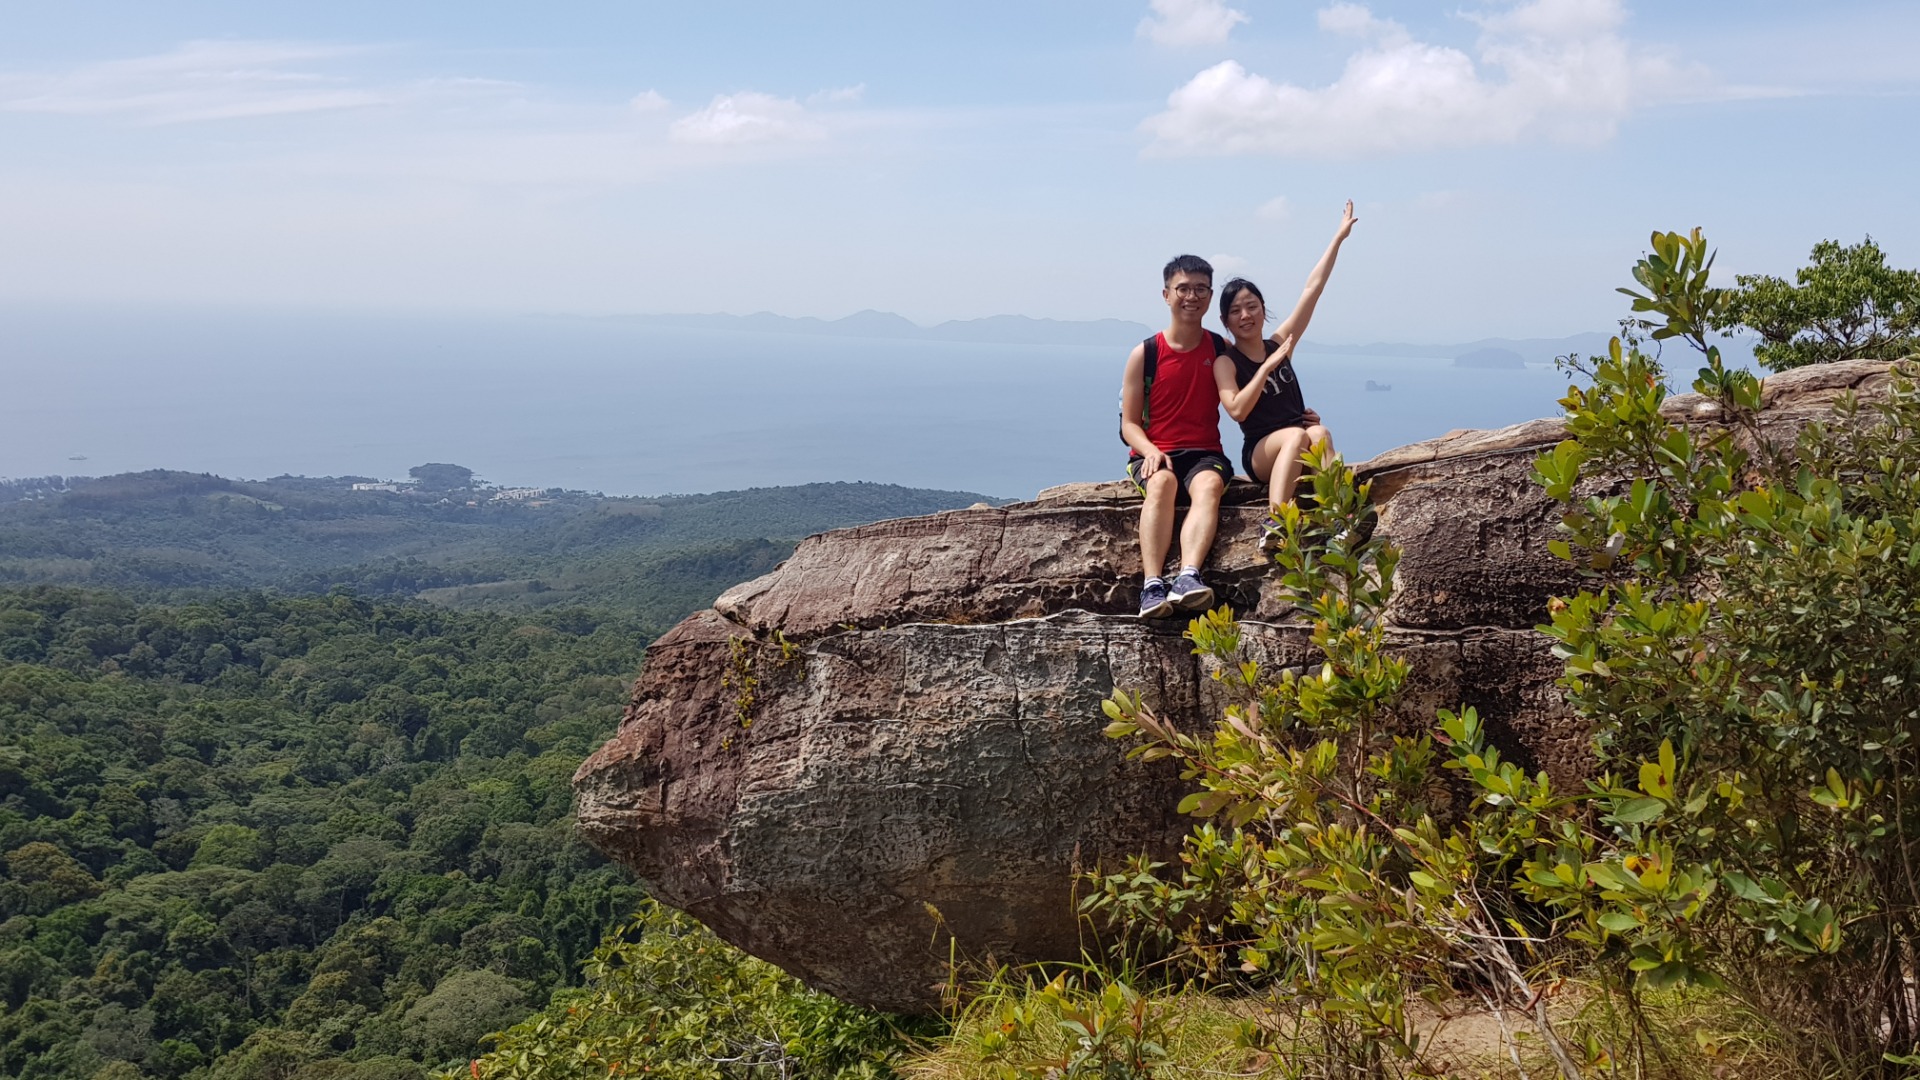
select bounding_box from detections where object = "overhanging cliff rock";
[573,360,1896,1013]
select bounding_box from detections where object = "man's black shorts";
[1126,449,1232,504]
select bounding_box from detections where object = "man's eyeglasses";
[1170,284,1212,298]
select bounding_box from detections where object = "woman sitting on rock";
[1211,200,1358,546]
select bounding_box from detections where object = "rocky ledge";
[573,360,1895,1013]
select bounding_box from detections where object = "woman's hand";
[1263,333,1296,366]
[1335,200,1358,240]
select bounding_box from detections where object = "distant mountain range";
[589,309,1156,347]
[578,310,1758,366]
[1306,333,1616,364]
[1306,332,1760,368]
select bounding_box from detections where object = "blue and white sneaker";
[1260,517,1288,554]
[1170,570,1214,611]
[1139,578,1174,618]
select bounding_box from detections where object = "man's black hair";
[1162,254,1213,285]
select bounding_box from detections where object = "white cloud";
[0,40,389,124]
[1255,195,1291,222]
[1138,0,1249,48]
[1472,0,1622,39]
[1142,0,1716,158]
[1208,252,1251,276]
[808,83,866,105]
[629,89,669,113]
[1316,2,1405,41]
[670,91,824,145]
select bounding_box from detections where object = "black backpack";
[1119,331,1229,444]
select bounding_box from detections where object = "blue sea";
[1,308,1582,500]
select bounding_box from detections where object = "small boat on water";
[1364,380,1392,392]
[67,454,88,461]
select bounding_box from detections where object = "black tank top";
[1228,339,1307,442]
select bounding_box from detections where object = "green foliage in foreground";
[1088,230,1920,1079]
[913,975,1806,1080]
[0,587,648,1079]
[1533,231,1920,1073]
[470,902,928,1080]
[1718,235,1920,371]
[1098,451,1588,1079]
[929,967,1258,1080]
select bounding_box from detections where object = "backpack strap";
[1137,334,1160,436]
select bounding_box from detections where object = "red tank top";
[1141,331,1223,454]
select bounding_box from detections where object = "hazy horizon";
[1,307,1592,500]
[1,297,1638,354]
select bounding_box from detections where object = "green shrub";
[1529,229,1920,1075]
[916,963,1272,1080]
[467,902,924,1080]
[1096,449,1583,1079]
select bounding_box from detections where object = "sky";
[0,0,1916,342]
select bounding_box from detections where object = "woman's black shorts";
[1240,421,1310,482]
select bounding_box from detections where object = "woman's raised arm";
[1270,200,1358,348]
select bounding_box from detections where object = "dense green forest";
[0,472,996,1079]
[0,588,654,1079]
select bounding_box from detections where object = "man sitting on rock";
[1119,255,1234,618]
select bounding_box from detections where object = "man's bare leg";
[1139,470,1178,580]
[1179,469,1227,570]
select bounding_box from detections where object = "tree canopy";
[1724,236,1920,370]
[0,588,649,1079]
[407,465,475,491]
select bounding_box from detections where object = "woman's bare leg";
[1305,424,1332,467]
[1251,427,1314,510]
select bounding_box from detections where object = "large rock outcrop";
[573,360,1896,1013]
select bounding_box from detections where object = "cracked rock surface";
[573,360,1896,1012]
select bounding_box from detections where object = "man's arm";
[1270,200,1359,348]
[1119,345,1169,476]
[1214,336,1295,422]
